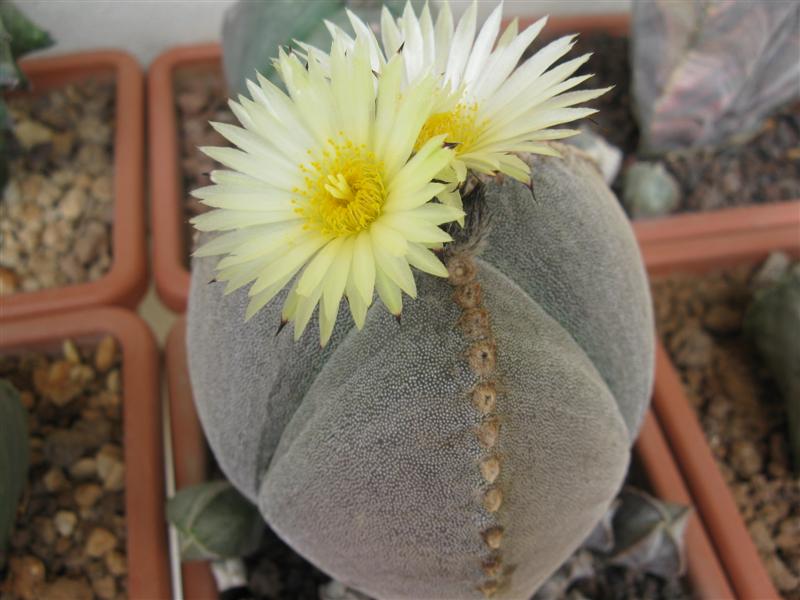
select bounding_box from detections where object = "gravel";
[652,263,800,596]
[0,79,115,295]
[0,337,127,600]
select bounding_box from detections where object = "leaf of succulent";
[608,487,690,579]
[0,379,29,551]
[0,1,54,90]
[300,0,610,205]
[191,35,463,345]
[166,480,263,562]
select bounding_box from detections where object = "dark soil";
[651,263,800,596]
[238,528,330,600]
[0,337,127,600]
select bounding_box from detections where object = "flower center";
[295,139,386,236]
[414,102,482,154]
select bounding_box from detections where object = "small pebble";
[85,527,117,558]
[42,467,67,492]
[104,550,127,576]
[74,483,103,508]
[41,577,93,600]
[53,510,77,537]
[69,457,97,479]
[8,555,46,600]
[91,575,117,600]
[730,440,764,478]
[94,335,117,373]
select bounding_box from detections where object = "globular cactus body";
[187,146,654,598]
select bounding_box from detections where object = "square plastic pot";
[1,51,147,321]
[648,217,800,600]
[165,316,734,599]
[1,307,171,598]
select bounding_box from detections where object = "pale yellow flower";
[192,36,462,345]
[301,1,610,208]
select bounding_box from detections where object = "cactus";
[534,487,689,600]
[745,264,800,472]
[608,488,689,578]
[631,0,800,154]
[0,379,28,551]
[0,0,53,186]
[187,145,654,599]
[221,0,409,96]
[167,480,263,561]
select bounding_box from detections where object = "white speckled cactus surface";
[187,147,654,599]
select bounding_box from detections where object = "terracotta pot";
[148,43,220,313]
[1,51,147,321]
[634,412,734,599]
[649,219,800,600]
[165,316,733,599]
[1,307,171,599]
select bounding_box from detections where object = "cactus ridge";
[446,187,510,598]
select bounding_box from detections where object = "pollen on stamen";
[295,137,387,237]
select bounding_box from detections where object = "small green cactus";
[167,480,263,561]
[745,264,800,472]
[0,0,53,186]
[0,379,29,551]
[187,147,654,598]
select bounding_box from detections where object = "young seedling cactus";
[745,263,800,473]
[187,3,653,597]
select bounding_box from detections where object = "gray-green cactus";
[187,146,654,598]
[1,379,28,551]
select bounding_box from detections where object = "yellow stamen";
[295,138,386,236]
[414,102,483,154]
